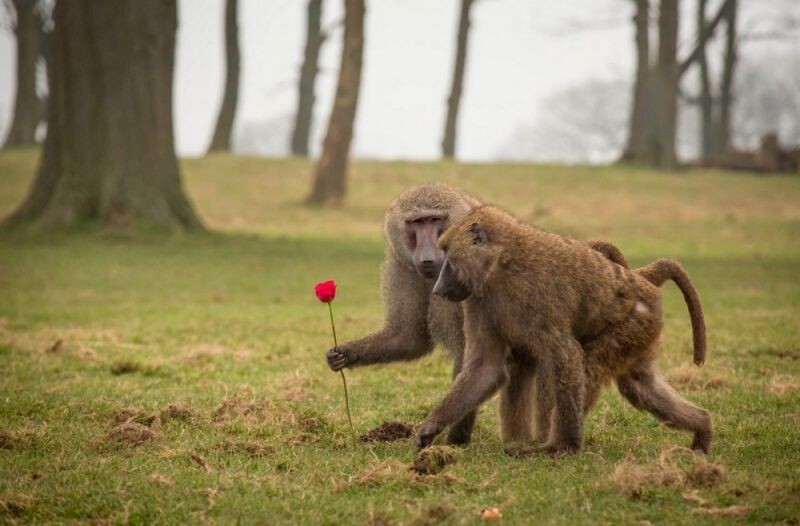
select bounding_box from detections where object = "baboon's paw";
[414,421,443,451]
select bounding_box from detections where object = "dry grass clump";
[767,373,800,395]
[668,364,727,392]
[97,422,157,450]
[213,441,274,457]
[110,360,141,375]
[610,448,725,499]
[212,395,277,424]
[0,493,34,518]
[410,446,462,475]
[110,407,157,427]
[160,404,193,423]
[0,428,17,450]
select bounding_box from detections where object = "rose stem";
[329,302,355,444]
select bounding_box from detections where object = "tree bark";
[306,0,364,205]
[621,0,650,161]
[441,0,474,159]
[698,0,713,160]
[291,0,323,157]
[4,0,203,230]
[207,0,240,153]
[3,0,40,148]
[642,0,680,169]
[715,0,737,158]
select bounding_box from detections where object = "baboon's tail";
[587,239,629,269]
[637,259,706,366]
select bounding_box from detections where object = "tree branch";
[679,0,733,78]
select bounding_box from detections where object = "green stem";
[329,302,355,444]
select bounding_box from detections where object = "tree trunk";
[621,0,650,161]
[698,0,713,160]
[643,0,680,169]
[291,0,323,157]
[207,0,240,153]
[715,0,737,158]
[306,0,364,205]
[4,0,203,230]
[3,0,40,148]
[441,0,474,159]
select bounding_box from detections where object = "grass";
[0,149,799,524]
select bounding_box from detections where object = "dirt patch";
[410,446,462,475]
[360,421,414,443]
[160,404,193,423]
[213,440,274,457]
[46,339,63,353]
[610,448,726,499]
[98,422,157,449]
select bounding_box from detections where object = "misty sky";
[0,0,796,161]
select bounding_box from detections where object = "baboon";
[324,184,630,446]
[416,205,711,455]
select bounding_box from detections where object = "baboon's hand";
[414,420,443,451]
[326,347,350,371]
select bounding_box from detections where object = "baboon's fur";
[324,185,631,446]
[417,205,711,455]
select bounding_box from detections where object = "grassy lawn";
[1,149,798,524]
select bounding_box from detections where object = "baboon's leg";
[500,356,536,444]
[617,365,713,453]
[447,349,478,445]
[415,311,509,450]
[532,360,554,444]
[507,336,585,457]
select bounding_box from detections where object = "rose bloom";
[314,280,337,303]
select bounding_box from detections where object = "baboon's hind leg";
[617,365,713,453]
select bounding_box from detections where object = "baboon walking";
[417,206,712,455]
[324,185,631,446]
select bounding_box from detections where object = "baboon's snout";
[433,259,471,302]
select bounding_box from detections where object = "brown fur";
[324,185,631,447]
[417,206,712,455]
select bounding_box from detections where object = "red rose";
[314,280,337,303]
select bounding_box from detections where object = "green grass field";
[1,149,799,524]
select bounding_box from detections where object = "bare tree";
[307,0,364,205]
[207,0,240,153]
[3,0,40,147]
[621,0,650,161]
[291,0,324,157]
[697,0,713,159]
[714,0,738,157]
[442,0,475,159]
[5,0,203,230]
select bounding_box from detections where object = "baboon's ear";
[470,222,488,245]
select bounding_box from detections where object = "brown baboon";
[324,185,631,446]
[416,205,711,455]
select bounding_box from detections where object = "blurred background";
[1,0,798,166]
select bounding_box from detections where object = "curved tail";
[637,259,706,366]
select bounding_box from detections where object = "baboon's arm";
[415,305,509,449]
[326,260,434,370]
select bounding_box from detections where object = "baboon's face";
[434,221,499,301]
[404,214,448,279]
[432,258,471,301]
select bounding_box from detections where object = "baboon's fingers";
[414,420,443,451]
[325,348,349,371]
